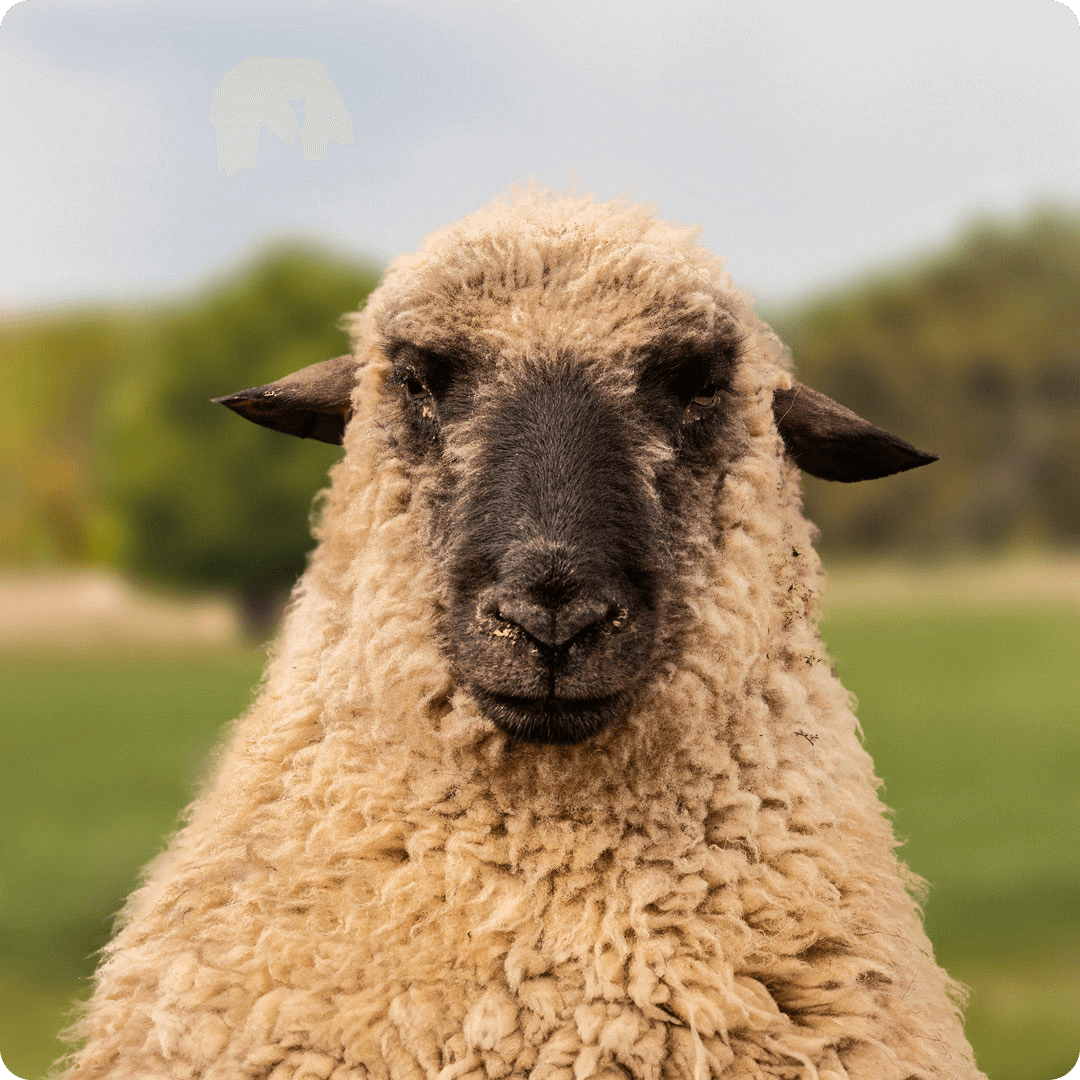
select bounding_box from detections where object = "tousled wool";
[57,190,985,1080]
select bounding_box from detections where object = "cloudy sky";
[1,0,1077,314]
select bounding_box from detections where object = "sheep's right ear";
[772,381,938,482]
[212,355,357,444]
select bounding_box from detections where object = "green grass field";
[0,596,1077,1079]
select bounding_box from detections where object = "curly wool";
[57,190,985,1080]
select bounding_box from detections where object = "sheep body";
[59,190,984,1080]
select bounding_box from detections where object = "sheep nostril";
[606,602,628,630]
[487,595,628,649]
[491,598,559,648]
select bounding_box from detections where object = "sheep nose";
[491,594,622,649]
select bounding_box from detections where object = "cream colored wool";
[57,190,985,1080]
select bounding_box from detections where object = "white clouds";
[0,33,176,306]
[0,0,1077,312]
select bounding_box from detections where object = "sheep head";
[214,199,936,745]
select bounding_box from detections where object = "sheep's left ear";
[772,382,938,482]
[212,355,357,444]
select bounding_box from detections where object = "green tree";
[768,206,1080,555]
[5,208,1077,600]
[102,246,379,623]
[0,310,135,566]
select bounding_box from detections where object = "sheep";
[57,189,986,1080]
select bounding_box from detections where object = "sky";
[0,0,1078,315]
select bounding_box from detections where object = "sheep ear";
[772,382,938,482]
[212,355,357,444]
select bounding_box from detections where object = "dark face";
[383,328,745,744]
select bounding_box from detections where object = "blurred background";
[1,1,1078,1077]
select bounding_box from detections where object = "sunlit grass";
[0,577,1076,1079]
[822,604,1079,1080]
[0,651,265,1078]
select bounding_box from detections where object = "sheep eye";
[404,375,430,401]
[658,352,721,412]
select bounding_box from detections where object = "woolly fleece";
[57,190,985,1080]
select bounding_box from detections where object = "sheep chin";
[468,686,633,745]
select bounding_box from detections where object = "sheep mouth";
[471,688,631,745]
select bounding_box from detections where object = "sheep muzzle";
[448,538,660,746]
[438,362,663,744]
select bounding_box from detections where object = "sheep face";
[213,194,937,746]
[379,325,747,744]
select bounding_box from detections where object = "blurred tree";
[768,206,1080,555]
[4,208,1077,607]
[0,311,134,566]
[100,246,379,625]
